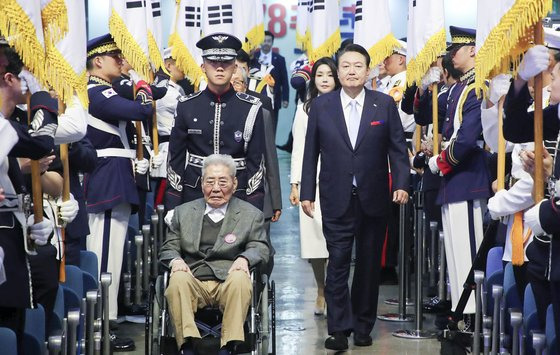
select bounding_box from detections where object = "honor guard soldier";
[165,33,266,218]
[84,34,153,351]
[427,27,491,327]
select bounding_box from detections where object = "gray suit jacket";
[262,108,282,219]
[159,197,270,281]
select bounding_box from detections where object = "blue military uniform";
[84,34,153,321]
[430,27,491,316]
[0,91,58,349]
[165,33,266,211]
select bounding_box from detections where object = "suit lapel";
[191,200,205,253]
[355,90,379,151]
[332,91,353,150]
[212,198,241,252]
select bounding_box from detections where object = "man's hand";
[289,184,300,206]
[170,258,191,274]
[420,67,442,92]
[27,215,53,246]
[520,148,553,179]
[301,200,315,218]
[393,190,409,204]
[271,209,282,222]
[56,193,79,224]
[488,74,512,105]
[18,69,41,95]
[518,45,550,81]
[19,155,55,174]
[228,257,250,276]
[134,158,149,175]
[428,156,440,174]
[150,152,165,170]
[282,100,289,109]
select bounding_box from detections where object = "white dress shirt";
[259,51,272,66]
[204,202,229,223]
[340,87,365,134]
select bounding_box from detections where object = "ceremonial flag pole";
[432,84,439,155]
[534,24,545,200]
[497,97,506,190]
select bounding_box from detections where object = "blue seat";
[23,304,45,355]
[486,246,504,277]
[83,270,97,295]
[49,285,64,335]
[63,265,84,298]
[0,327,18,355]
[80,250,99,283]
[547,304,558,355]
[504,263,522,310]
[523,284,539,355]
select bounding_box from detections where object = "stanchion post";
[135,233,143,305]
[100,273,112,355]
[532,331,545,355]
[473,270,484,354]
[48,335,62,355]
[378,201,414,322]
[151,214,159,278]
[142,225,151,293]
[156,205,165,247]
[491,285,503,355]
[429,222,438,289]
[86,290,98,355]
[67,309,80,355]
[124,239,132,307]
[510,309,522,355]
[438,231,447,302]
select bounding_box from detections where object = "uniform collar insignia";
[460,68,475,84]
[89,75,112,87]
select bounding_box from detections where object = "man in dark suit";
[251,31,289,133]
[300,44,410,351]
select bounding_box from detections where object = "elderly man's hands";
[228,257,250,276]
[170,258,191,274]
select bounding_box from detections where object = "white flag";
[0,0,47,86]
[146,0,165,72]
[202,0,234,36]
[307,0,340,62]
[354,0,400,67]
[475,0,551,92]
[109,0,151,80]
[43,0,87,107]
[295,0,309,50]
[233,0,264,53]
[169,0,205,87]
[406,0,446,86]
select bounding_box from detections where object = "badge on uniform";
[224,233,237,244]
[188,129,202,135]
[234,130,243,142]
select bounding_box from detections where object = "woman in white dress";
[289,57,340,315]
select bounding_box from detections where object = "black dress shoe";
[110,333,135,352]
[324,331,348,351]
[354,333,373,347]
[423,297,451,314]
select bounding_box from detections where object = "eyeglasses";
[203,179,231,188]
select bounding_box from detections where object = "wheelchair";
[145,266,276,355]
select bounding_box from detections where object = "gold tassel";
[0,0,47,87]
[169,32,205,88]
[368,33,403,68]
[244,23,265,53]
[309,29,341,62]
[41,0,68,43]
[406,29,446,87]
[109,8,151,80]
[148,31,169,76]
[475,0,553,94]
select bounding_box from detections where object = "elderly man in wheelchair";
[159,154,270,355]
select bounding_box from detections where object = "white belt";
[96,148,136,159]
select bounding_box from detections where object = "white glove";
[518,45,550,81]
[421,67,442,91]
[27,215,53,246]
[150,153,165,170]
[524,201,546,236]
[164,209,174,227]
[428,156,440,174]
[128,69,142,85]
[488,74,512,105]
[134,158,149,175]
[18,69,41,95]
[56,193,79,224]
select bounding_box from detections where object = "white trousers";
[87,203,131,320]
[441,199,485,314]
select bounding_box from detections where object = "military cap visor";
[447,26,476,51]
[197,33,242,62]
[87,34,121,59]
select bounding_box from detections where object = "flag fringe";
[0,0,47,87]
[41,0,68,43]
[109,8,151,80]
[169,32,205,88]
[148,31,165,74]
[475,0,553,94]
[44,40,88,108]
[243,23,265,53]
[309,28,341,62]
[368,33,402,67]
[296,30,308,51]
[406,29,446,86]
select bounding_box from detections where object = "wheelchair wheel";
[146,275,163,355]
[259,274,269,355]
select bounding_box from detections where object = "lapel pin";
[224,233,237,244]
